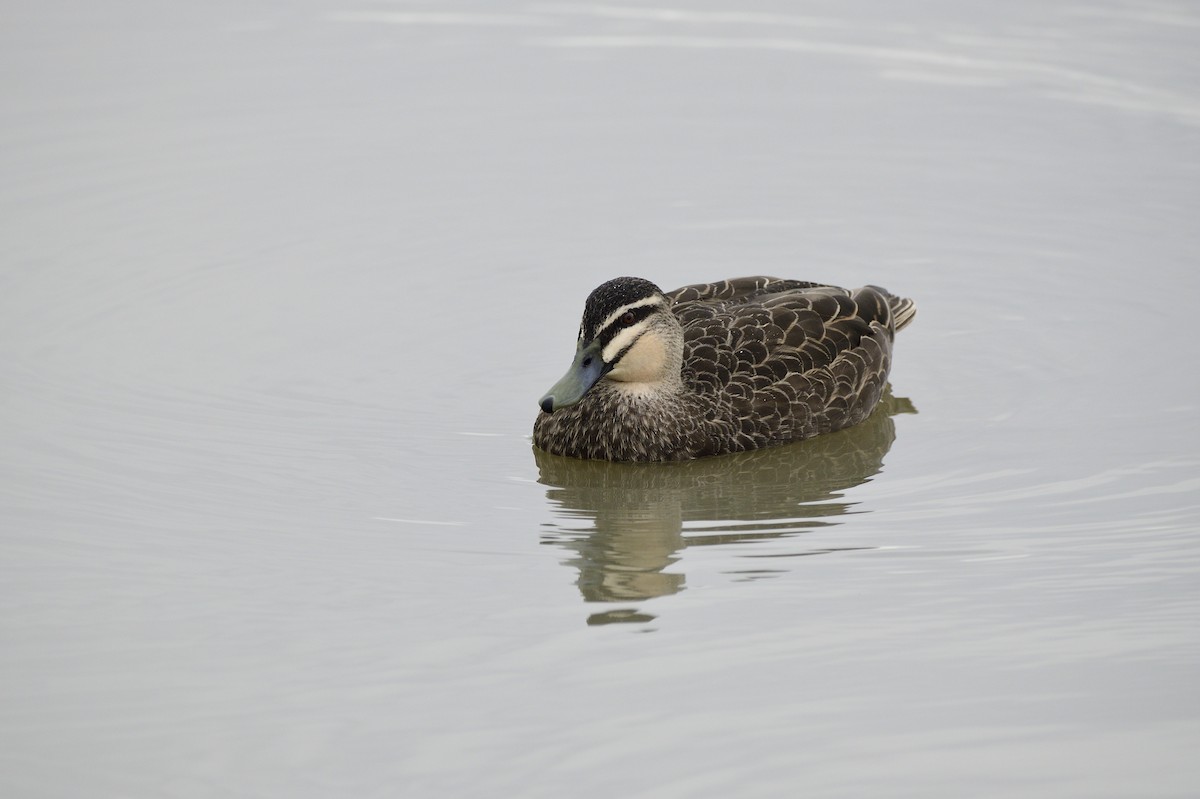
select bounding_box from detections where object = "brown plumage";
[533,276,916,461]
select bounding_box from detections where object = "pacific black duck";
[533,276,916,461]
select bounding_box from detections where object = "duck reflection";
[535,392,915,625]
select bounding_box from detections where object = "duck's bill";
[538,339,607,413]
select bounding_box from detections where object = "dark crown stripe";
[580,277,664,339]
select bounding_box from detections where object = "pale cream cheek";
[607,335,667,383]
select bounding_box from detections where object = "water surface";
[2,1,1199,796]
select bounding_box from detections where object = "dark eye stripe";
[593,304,658,346]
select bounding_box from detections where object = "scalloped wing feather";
[672,281,906,453]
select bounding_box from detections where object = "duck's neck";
[605,374,683,400]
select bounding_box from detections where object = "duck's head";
[538,277,684,414]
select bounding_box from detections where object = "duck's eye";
[620,311,636,326]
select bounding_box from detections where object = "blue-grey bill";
[539,339,606,413]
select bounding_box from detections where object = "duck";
[532,276,916,462]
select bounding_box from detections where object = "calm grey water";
[3,1,1199,796]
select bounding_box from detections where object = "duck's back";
[667,277,915,456]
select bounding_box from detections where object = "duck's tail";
[864,285,917,333]
[888,295,917,332]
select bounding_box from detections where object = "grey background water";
[3,1,1199,796]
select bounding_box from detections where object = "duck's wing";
[682,283,906,395]
[666,276,830,307]
[669,276,914,327]
[670,279,916,451]
[680,286,853,383]
[680,284,905,448]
